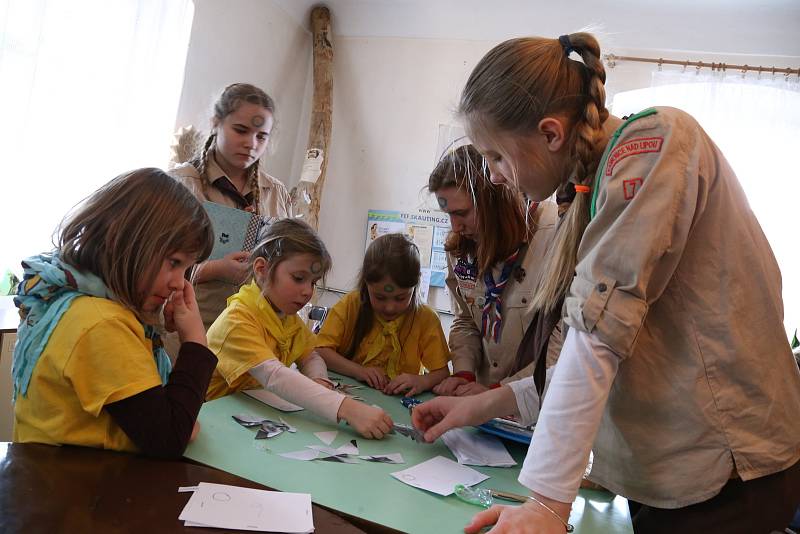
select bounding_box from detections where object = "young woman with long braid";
[171,83,292,332]
[412,33,800,533]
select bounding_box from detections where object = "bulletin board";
[365,209,451,305]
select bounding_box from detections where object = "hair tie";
[574,184,591,193]
[558,34,575,56]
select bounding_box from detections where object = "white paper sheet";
[390,456,489,496]
[314,431,337,445]
[279,449,321,461]
[442,428,517,467]
[179,482,313,533]
[243,389,304,412]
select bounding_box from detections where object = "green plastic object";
[454,484,493,508]
[0,270,19,296]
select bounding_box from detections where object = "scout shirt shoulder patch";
[605,137,663,176]
[622,178,643,200]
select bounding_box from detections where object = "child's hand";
[453,382,489,396]
[358,366,389,391]
[433,376,470,395]
[384,373,427,396]
[216,251,251,284]
[168,282,207,347]
[337,398,394,439]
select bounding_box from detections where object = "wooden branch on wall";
[304,5,333,230]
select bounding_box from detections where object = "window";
[611,70,800,337]
[0,0,194,277]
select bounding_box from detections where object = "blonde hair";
[249,218,332,285]
[59,168,214,315]
[460,33,608,313]
[194,83,276,212]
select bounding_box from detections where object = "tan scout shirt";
[565,106,800,507]
[171,150,292,329]
[446,201,560,385]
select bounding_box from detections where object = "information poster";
[365,209,451,302]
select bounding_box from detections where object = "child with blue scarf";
[12,168,217,459]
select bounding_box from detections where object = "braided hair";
[459,33,608,313]
[193,83,275,212]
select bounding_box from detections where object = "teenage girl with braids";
[315,233,451,396]
[171,83,292,331]
[428,144,559,398]
[412,33,800,533]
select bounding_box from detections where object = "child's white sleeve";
[298,350,330,381]
[517,327,619,504]
[248,359,345,422]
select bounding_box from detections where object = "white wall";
[175,0,312,184]
[315,35,800,303]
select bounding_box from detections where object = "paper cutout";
[360,453,405,464]
[314,431,337,445]
[244,389,304,412]
[279,450,321,461]
[390,456,489,496]
[392,423,425,442]
[441,428,517,467]
[179,482,313,532]
[232,413,265,427]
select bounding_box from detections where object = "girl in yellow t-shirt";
[13,168,217,458]
[206,218,394,439]
[316,233,451,396]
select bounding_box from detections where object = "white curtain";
[611,68,800,338]
[0,0,194,278]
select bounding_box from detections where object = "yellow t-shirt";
[315,290,450,376]
[13,297,163,452]
[206,287,317,401]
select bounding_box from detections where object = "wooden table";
[0,441,367,533]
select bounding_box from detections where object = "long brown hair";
[346,234,420,357]
[428,144,529,273]
[193,83,276,212]
[460,33,608,313]
[58,168,214,314]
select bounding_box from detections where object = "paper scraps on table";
[390,456,489,496]
[441,428,517,467]
[243,389,304,412]
[279,449,321,461]
[179,482,313,533]
[232,414,295,439]
[392,423,425,442]
[314,431,337,445]
[359,453,405,464]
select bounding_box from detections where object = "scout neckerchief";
[361,316,403,379]
[481,247,522,343]
[12,253,172,400]
[229,281,306,366]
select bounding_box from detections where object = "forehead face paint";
[251,115,265,127]
[383,284,395,293]
[437,196,447,210]
[310,261,322,274]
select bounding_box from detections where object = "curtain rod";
[604,53,800,77]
